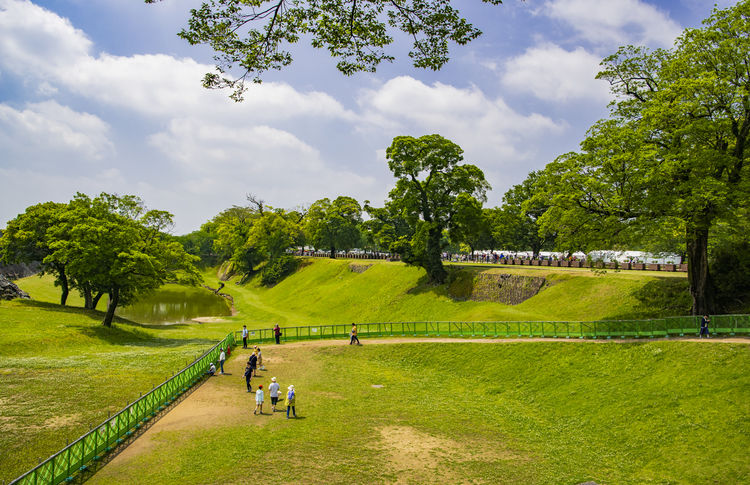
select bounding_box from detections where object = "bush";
[260,255,300,286]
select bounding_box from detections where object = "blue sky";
[0,0,737,234]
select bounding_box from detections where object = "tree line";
[2,2,749,321]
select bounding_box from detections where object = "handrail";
[9,333,236,485]
[237,315,750,344]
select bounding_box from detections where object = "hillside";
[221,258,691,326]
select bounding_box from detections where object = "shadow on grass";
[15,300,217,348]
[605,277,691,320]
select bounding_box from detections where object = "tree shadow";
[605,277,691,320]
[15,300,218,348]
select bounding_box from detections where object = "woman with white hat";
[268,377,281,412]
[285,385,297,419]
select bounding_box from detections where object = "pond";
[116,284,231,325]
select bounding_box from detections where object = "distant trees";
[1,193,200,326]
[305,196,362,258]
[0,202,71,305]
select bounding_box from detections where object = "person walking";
[274,324,282,345]
[269,377,280,412]
[218,348,226,374]
[350,323,361,345]
[254,385,264,415]
[700,314,711,338]
[243,363,253,392]
[256,346,264,371]
[285,385,297,419]
[248,350,258,378]
[242,325,249,349]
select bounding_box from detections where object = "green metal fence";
[238,314,750,344]
[9,332,236,485]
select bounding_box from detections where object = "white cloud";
[502,43,611,103]
[0,0,92,80]
[0,100,113,163]
[148,118,378,222]
[0,0,353,123]
[542,0,683,48]
[359,76,563,163]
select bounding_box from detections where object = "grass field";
[88,340,750,485]
[3,259,735,484]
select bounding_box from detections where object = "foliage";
[535,1,750,314]
[0,202,72,305]
[260,254,300,286]
[205,198,303,280]
[447,194,494,254]
[382,134,490,283]
[47,193,201,326]
[490,171,556,257]
[175,228,219,267]
[304,196,362,257]
[147,0,504,100]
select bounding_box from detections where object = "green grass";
[88,341,750,484]
[0,299,219,481]
[0,259,711,483]
[208,258,691,327]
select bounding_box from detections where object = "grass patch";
[88,341,750,484]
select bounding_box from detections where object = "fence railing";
[237,315,750,344]
[9,333,236,485]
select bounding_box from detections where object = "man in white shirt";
[242,325,249,348]
[219,348,226,374]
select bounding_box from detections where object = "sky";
[0,0,738,234]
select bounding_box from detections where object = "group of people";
[243,345,297,418]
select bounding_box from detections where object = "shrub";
[260,255,300,286]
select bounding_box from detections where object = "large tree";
[50,193,201,327]
[0,202,72,305]
[146,0,504,100]
[305,196,362,258]
[536,1,750,314]
[384,134,489,283]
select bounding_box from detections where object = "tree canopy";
[382,134,489,283]
[305,196,362,258]
[146,0,504,100]
[534,0,750,314]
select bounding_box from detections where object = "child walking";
[285,385,297,419]
[254,385,264,415]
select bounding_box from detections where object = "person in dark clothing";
[273,324,282,344]
[248,352,258,377]
[243,363,253,392]
[700,314,711,338]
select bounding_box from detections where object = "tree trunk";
[686,224,713,315]
[425,227,447,284]
[329,246,336,259]
[92,291,104,309]
[58,266,69,306]
[103,286,120,327]
[83,283,93,309]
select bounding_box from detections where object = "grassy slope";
[90,342,750,485]
[0,260,695,481]
[221,259,689,326]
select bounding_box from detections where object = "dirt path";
[96,335,749,477]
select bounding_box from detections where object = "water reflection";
[116,285,231,324]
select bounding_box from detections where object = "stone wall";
[0,274,30,300]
